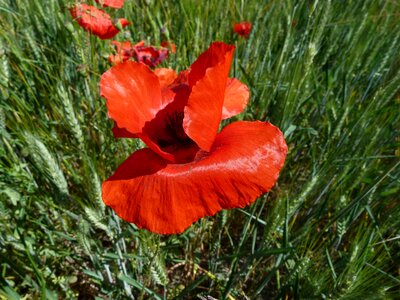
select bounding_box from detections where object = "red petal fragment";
[95,0,124,8]
[134,40,145,48]
[154,68,178,89]
[69,4,128,40]
[161,41,177,53]
[183,42,234,151]
[154,68,179,107]
[102,121,287,234]
[115,18,130,30]
[100,61,162,134]
[112,122,137,138]
[108,54,122,64]
[108,41,134,64]
[222,78,250,119]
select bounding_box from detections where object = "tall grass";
[0,0,399,298]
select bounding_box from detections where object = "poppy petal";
[100,61,162,134]
[222,78,250,119]
[183,42,235,151]
[187,41,234,87]
[95,0,124,8]
[102,121,287,234]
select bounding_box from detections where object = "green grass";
[0,0,399,298]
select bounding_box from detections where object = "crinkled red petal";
[95,0,124,8]
[102,121,287,234]
[222,78,250,119]
[183,42,234,151]
[100,61,162,134]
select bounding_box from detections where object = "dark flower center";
[158,111,192,148]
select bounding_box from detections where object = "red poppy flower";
[95,0,124,8]
[100,42,287,234]
[133,41,169,68]
[108,41,134,64]
[70,4,129,40]
[233,21,252,38]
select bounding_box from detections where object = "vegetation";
[0,0,399,298]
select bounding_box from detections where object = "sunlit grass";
[0,0,399,298]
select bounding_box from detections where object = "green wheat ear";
[85,159,104,210]
[1,188,21,206]
[0,108,5,134]
[84,206,112,238]
[57,83,84,148]
[76,219,92,256]
[24,31,42,63]
[23,132,69,199]
[150,256,169,286]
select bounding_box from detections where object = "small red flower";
[100,42,287,234]
[95,0,124,8]
[70,4,129,40]
[233,21,252,38]
[161,41,177,53]
[108,41,134,64]
[133,41,169,67]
